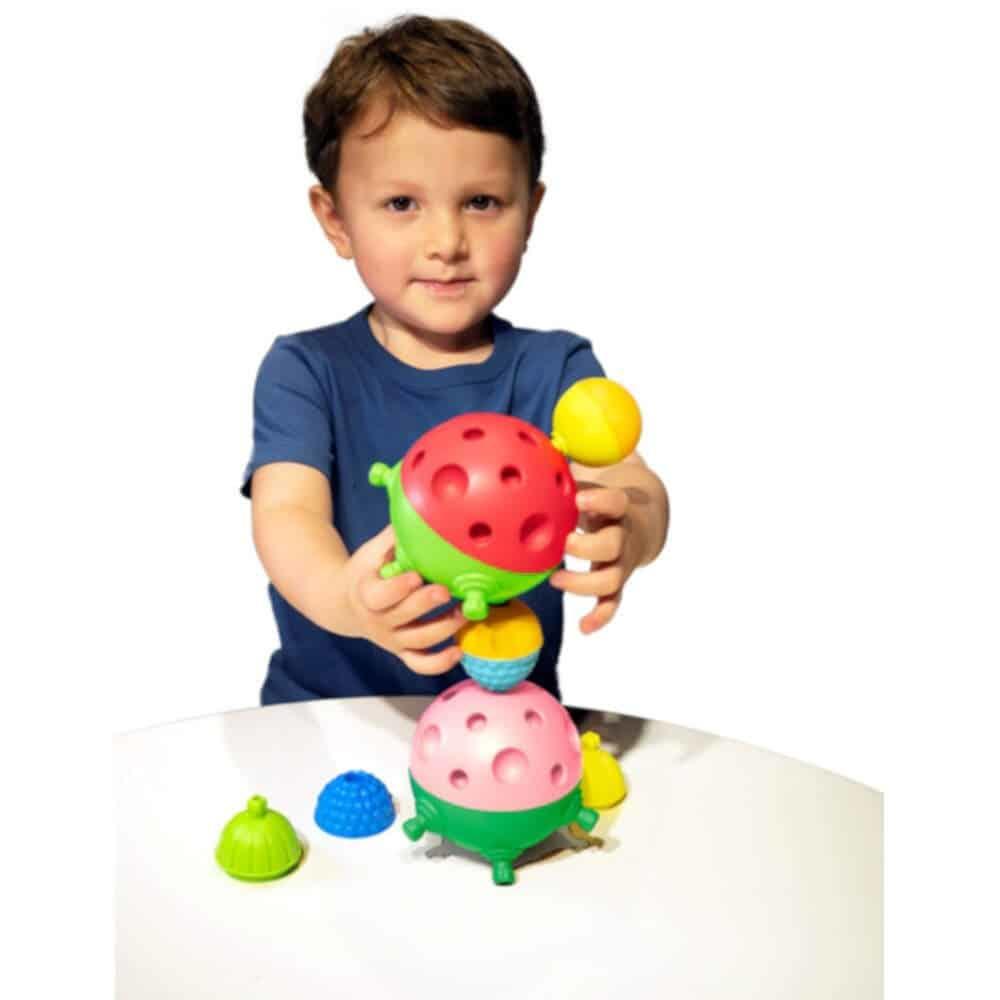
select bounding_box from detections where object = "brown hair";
[303,15,545,198]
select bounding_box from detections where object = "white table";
[115,697,882,999]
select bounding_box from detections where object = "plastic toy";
[456,598,543,691]
[216,795,303,881]
[402,680,599,885]
[215,379,640,888]
[369,412,576,621]
[372,377,642,884]
[551,377,642,466]
[580,731,628,809]
[369,378,640,622]
[314,770,396,837]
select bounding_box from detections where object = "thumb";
[356,523,396,570]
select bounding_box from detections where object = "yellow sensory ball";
[551,378,642,466]
[457,599,543,661]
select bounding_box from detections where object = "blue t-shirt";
[242,301,605,705]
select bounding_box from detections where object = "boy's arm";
[250,461,358,636]
[250,461,466,673]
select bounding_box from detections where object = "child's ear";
[309,184,353,260]
[526,181,546,244]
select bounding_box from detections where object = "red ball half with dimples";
[400,412,577,574]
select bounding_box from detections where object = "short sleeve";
[557,337,606,398]
[241,336,335,498]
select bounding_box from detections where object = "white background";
[2,1,997,995]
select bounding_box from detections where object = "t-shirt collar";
[349,302,513,388]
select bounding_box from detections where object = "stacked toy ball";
[369,412,575,622]
[379,378,641,884]
[403,679,598,885]
[369,377,640,623]
[456,598,542,691]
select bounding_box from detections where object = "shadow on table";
[575,708,721,768]
[220,702,338,788]
[567,708,718,766]
[413,822,621,880]
[383,696,433,725]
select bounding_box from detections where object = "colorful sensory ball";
[403,679,598,885]
[551,377,642,467]
[370,412,577,620]
[369,378,642,622]
[315,770,396,838]
[457,598,543,691]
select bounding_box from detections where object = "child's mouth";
[418,279,474,296]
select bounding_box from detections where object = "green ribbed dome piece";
[215,795,303,881]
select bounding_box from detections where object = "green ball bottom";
[369,460,551,619]
[402,773,598,886]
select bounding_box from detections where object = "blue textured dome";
[314,770,395,838]
[461,650,540,692]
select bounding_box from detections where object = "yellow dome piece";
[580,731,627,809]
[457,599,543,660]
[551,378,642,467]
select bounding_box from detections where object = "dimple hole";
[431,464,469,502]
[469,522,492,545]
[517,430,537,446]
[462,428,485,441]
[411,450,426,471]
[442,687,461,702]
[501,465,523,486]
[418,725,441,759]
[519,513,554,552]
[550,763,566,786]
[492,748,529,784]
[524,709,543,728]
[466,713,487,732]
[449,769,469,790]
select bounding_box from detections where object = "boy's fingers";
[565,524,624,563]
[549,563,625,597]
[360,522,395,557]
[396,607,466,651]
[384,583,453,629]
[577,487,629,520]
[353,523,398,573]
[580,593,622,634]
[358,570,422,612]
[400,644,465,677]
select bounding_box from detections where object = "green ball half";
[370,460,551,620]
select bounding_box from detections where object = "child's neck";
[367,305,494,370]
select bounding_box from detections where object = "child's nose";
[424,211,468,260]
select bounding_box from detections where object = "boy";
[243,15,669,705]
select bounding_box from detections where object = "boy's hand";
[339,525,466,675]
[549,487,643,635]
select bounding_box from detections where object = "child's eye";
[468,195,501,211]
[386,196,415,212]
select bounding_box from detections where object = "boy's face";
[310,97,545,342]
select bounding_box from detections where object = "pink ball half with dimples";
[410,679,582,813]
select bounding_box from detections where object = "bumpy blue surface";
[314,770,395,838]
[461,650,540,692]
